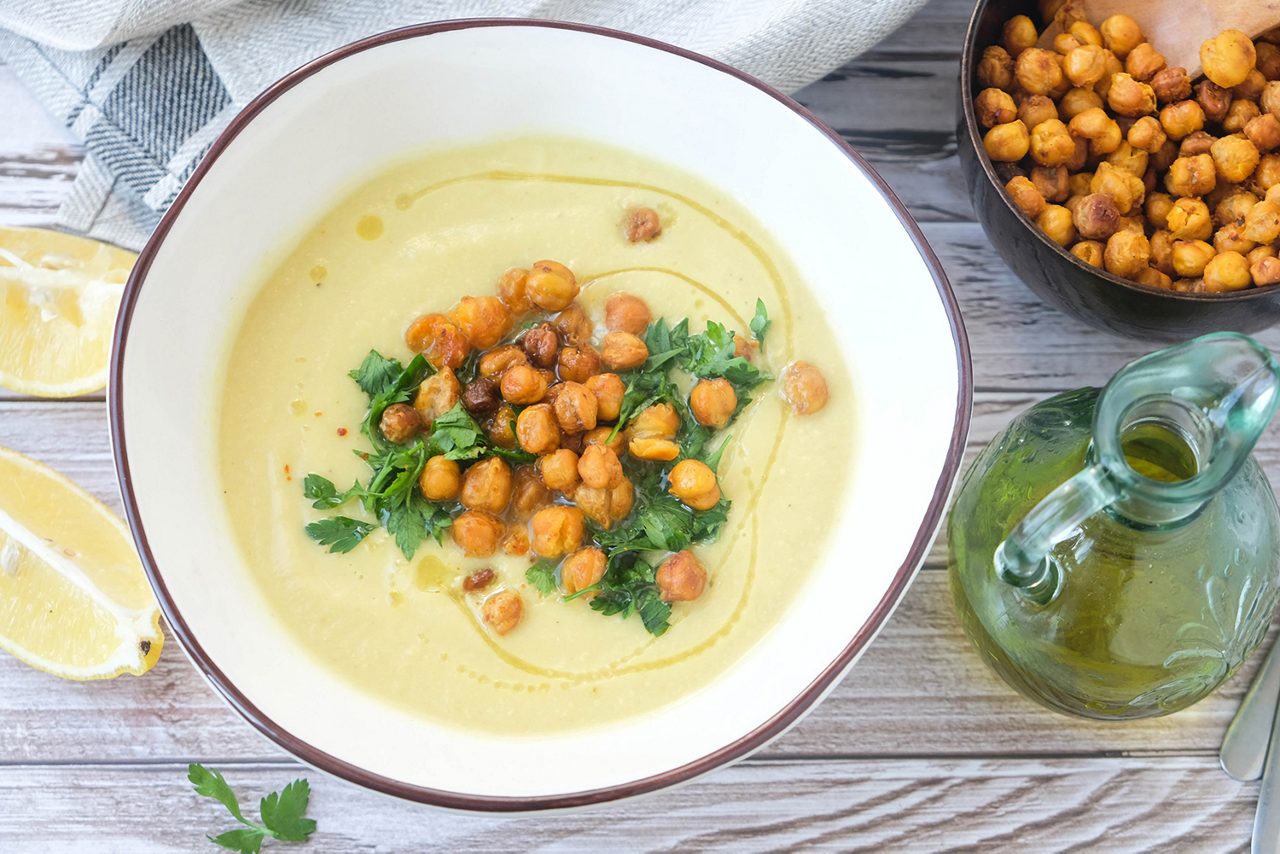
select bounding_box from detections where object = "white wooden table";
[0,1,1273,849]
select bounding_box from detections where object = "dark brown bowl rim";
[959,0,1280,304]
[109,18,973,812]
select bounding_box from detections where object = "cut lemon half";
[0,445,162,678]
[0,226,136,397]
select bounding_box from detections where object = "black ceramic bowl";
[958,0,1280,341]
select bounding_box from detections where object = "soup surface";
[219,136,854,733]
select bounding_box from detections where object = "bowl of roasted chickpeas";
[960,0,1280,339]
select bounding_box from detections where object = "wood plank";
[0,757,1256,851]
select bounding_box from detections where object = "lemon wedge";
[0,445,162,679]
[0,226,136,397]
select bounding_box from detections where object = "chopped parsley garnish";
[526,560,559,595]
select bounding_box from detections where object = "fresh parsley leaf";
[683,321,769,388]
[587,553,671,635]
[304,516,375,554]
[427,404,488,459]
[749,298,770,350]
[693,498,731,543]
[301,474,361,509]
[634,586,673,636]
[362,353,432,449]
[702,435,731,472]
[348,350,403,396]
[189,764,316,853]
[526,560,559,595]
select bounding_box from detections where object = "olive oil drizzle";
[391,168,797,685]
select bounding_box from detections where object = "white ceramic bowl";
[111,20,971,810]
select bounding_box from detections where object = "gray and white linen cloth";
[0,0,927,249]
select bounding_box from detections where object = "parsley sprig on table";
[189,764,316,853]
[303,351,531,559]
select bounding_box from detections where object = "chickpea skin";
[526,259,579,311]
[584,373,625,421]
[1150,230,1176,275]
[624,207,662,243]
[657,550,707,603]
[689,378,739,429]
[1172,240,1217,277]
[1073,193,1121,239]
[538,448,580,494]
[977,46,1015,90]
[461,377,502,416]
[984,120,1030,162]
[420,455,461,501]
[510,465,550,520]
[557,346,602,384]
[605,292,653,335]
[379,403,421,444]
[780,360,830,415]
[1203,251,1253,292]
[1253,250,1280,286]
[529,505,586,558]
[1166,197,1214,240]
[552,303,594,347]
[1016,48,1064,95]
[1214,224,1256,255]
[460,457,512,515]
[413,366,461,427]
[482,589,523,636]
[600,332,649,371]
[578,443,624,489]
[562,547,607,596]
[1030,119,1076,166]
[1216,190,1259,225]
[554,381,598,434]
[404,313,470,370]
[449,296,512,349]
[1037,204,1077,246]
[1201,30,1257,89]
[1006,176,1046,217]
[1211,134,1262,183]
[452,510,505,558]
[668,459,721,511]
[1104,229,1151,278]
[496,267,532,314]
[1100,15,1142,59]
[500,364,549,405]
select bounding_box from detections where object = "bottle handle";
[993,463,1122,605]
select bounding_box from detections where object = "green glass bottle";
[949,333,1280,719]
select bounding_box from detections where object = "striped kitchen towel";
[0,0,928,249]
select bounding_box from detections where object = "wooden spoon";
[1047,0,1280,77]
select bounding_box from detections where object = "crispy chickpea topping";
[657,551,707,602]
[529,505,586,558]
[482,589,523,635]
[500,364,549,405]
[584,372,625,421]
[624,207,663,242]
[562,547,607,596]
[452,510,505,557]
[413,366,460,427]
[557,345,602,384]
[976,88,1018,128]
[1201,30,1256,89]
[526,260,579,311]
[668,459,721,511]
[605,292,653,335]
[781,361,830,415]
[449,295,512,349]
[516,403,560,455]
[420,455,461,502]
[379,403,421,444]
[690,378,739,428]
[460,457,513,515]
[600,331,649,371]
[497,267,532,314]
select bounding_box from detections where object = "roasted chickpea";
[982,119,1029,162]
[478,344,527,379]
[1211,134,1262,183]
[557,345,602,384]
[483,404,516,450]
[554,381,598,434]
[1107,73,1156,116]
[657,550,707,603]
[1067,171,1094,198]
[529,505,585,558]
[1031,165,1070,202]
[538,448,580,494]
[496,267,532,314]
[413,365,461,427]
[510,465,550,520]
[630,402,680,440]
[1145,192,1174,228]
[1179,130,1218,158]
[379,403,421,444]
[1124,43,1165,81]
[578,443,624,490]
[1214,224,1256,255]
[526,260,579,311]
[1246,114,1280,152]
[1107,141,1149,178]
[1030,118,1075,166]
[624,206,663,243]
[1259,42,1280,81]
[1008,173,1048,218]
[459,457,512,515]
[600,332,649,371]
[1225,99,1262,134]
[1151,66,1192,103]
[1236,68,1268,100]
[1071,193,1121,239]
[1001,14,1037,56]
[420,455,461,501]
[1252,248,1280,285]
[1016,47,1064,95]
[1172,239,1217,276]
[688,377,739,429]
[1037,204,1078,246]
[548,303,591,348]
[1255,154,1280,192]
[1150,230,1176,275]
[574,479,635,529]
[482,589,522,635]
[1134,266,1174,289]
[562,547,607,596]
[605,292,653,335]
[1064,18,1100,46]
[1127,116,1167,152]
[1203,250,1253,292]
[584,373,625,422]
[1215,189,1259,225]
[1099,15,1142,59]
[1165,153,1217,197]
[667,459,721,511]
[1201,30,1257,89]
[1195,79,1232,123]
[977,45,1015,90]
[1091,162,1140,212]
[461,377,502,416]
[1054,32,1083,55]
[1244,200,1280,242]
[1263,83,1280,120]
[500,364,549,405]
[1063,44,1110,88]
[780,360,830,415]
[502,526,530,557]
[1166,197,1214,240]
[404,313,470,370]
[629,437,681,461]
[1103,229,1150,278]
[449,296,512,349]
[582,425,624,453]
[1060,87,1103,119]
[1152,139,1179,173]
[515,403,559,455]
[1067,239,1103,268]
[452,510,505,558]
[1159,100,1205,141]
[520,323,559,369]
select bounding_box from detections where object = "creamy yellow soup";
[219,136,854,733]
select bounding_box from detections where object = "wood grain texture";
[0,758,1256,852]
